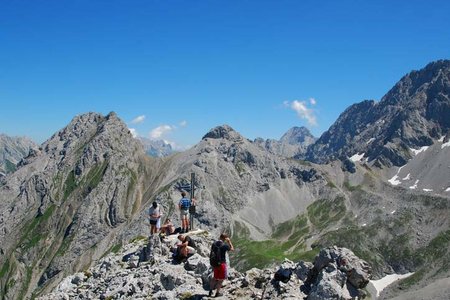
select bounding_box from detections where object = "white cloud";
[129,128,138,138]
[179,120,187,127]
[286,100,318,126]
[131,115,146,124]
[150,125,173,139]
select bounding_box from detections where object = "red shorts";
[213,263,227,280]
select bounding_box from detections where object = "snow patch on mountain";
[367,272,414,298]
[423,188,433,192]
[388,166,404,186]
[409,180,419,190]
[410,146,429,155]
[350,153,365,162]
[442,140,450,149]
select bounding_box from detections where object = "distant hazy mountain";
[0,133,38,175]
[254,126,316,158]
[306,59,450,167]
[137,137,174,157]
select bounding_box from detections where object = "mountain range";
[137,137,175,158]
[254,126,316,158]
[0,60,449,300]
[305,59,450,168]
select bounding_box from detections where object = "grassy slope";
[232,196,347,271]
[232,184,450,295]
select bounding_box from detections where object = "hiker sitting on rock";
[176,234,197,260]
[148,201,162,235]
[160,218,176,236]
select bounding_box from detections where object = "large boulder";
[306,246,372,299]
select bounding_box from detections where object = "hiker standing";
[178,191,195,233]
[148,201,162,235]
[209,233,234,297]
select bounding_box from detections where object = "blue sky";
[1,0,449,149]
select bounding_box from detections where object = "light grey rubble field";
[40,231,372,300]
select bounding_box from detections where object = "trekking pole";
[189,172,195,231]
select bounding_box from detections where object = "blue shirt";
[179,197,191,210]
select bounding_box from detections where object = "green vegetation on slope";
[63,170,77,201]
[232,219,318,271]
[20,205,55,251]
[84,160,108,192]
[0,259,10,278]
[4,159,17,173]
[397,229,450,288]
[233,196,347,271]
[307,197,346,230]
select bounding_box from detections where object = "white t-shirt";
[149,206,162,222]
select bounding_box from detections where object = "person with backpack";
[178,191,195,233]
[209,233,234,297]
[148,201,162,235]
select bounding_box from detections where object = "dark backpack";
[274,268,292,283]
[209,241,223,267]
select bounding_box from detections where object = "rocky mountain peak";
[253,126,316,158]
[306,59,450,167]
[202,124,243,141]
[381,59,450,107]
[0,111,149,299]
[280,126,315,145]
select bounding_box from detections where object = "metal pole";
[189,172,195,231]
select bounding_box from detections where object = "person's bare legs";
[209,277,218,296]
[215,279,223,295]
[182,215,189,232]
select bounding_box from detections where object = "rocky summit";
[40,231,372,300]
[0,112,157,299]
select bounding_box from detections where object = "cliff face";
[0,112,161,298]
[306,60,450,167]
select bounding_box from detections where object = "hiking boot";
[185,228,189,233]
[215,292,222,297]
[208,290,213,297]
